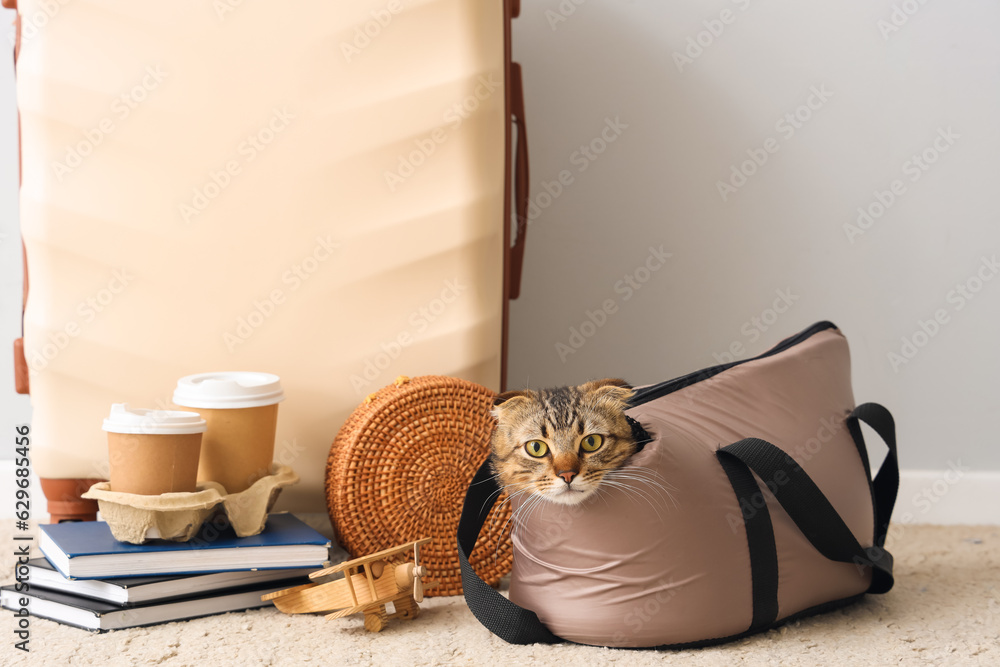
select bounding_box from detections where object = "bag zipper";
[628,321,838,406]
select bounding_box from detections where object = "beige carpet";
[4,522,998,666]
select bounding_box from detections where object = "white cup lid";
[172,371,285,409]
[103,403,207,435]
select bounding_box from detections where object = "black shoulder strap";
[717,403,898,594]
[457,461,561,644]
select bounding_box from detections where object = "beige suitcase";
[9,0,528,520]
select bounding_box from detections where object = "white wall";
[507,0,1000,483]
[1,2,997,521]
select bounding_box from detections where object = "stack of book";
[1,513,330,632]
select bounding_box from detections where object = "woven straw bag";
[326,375,512,596]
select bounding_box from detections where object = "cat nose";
[557,470,577,484]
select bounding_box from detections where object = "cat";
[489,378,648,507]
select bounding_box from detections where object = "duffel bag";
[458,321,897,648]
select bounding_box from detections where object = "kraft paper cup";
[103,404,207,496]
[172,372,285,494]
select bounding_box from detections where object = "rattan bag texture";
[325,376,512,596]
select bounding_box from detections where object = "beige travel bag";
[9,0,528,519]
[460,322,898,647]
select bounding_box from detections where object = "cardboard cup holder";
[82,482,226,544]
[83,464,300,544]
[222,463,299,537]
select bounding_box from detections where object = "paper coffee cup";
[103,404,206,496]
[172,372,285,493]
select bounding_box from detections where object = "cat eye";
[524,440,549,458]
[580,434,604,452]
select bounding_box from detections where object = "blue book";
[39,513,330,580]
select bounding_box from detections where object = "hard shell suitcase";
[9,0,529,519]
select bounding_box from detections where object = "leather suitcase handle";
[9,6,28,393]
[508,61,528,300]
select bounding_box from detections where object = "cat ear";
[493,390,532,408]
[580,378,632,392]
[491,390,534,420]
[580,378,634,405]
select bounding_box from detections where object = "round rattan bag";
[325,375,512,596]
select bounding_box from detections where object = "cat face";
[489,379,638,506]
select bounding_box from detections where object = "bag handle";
[507,61,529,300]
[8,6,29,394]
[717,403,898,594]
[848,402,898,550]
[457,460,560,644]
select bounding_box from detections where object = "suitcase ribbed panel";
[17,0,507,510]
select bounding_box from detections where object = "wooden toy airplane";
[263,538,433,632]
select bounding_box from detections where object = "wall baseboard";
[893,468,1000,526]
[2,461,998,525]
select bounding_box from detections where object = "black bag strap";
[717,403,898,594]
[848,402,899,550]
[716,453,780,631]
[457,460,561,644]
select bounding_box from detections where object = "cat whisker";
[471,471,503,486]
[606,467,678,499]
[488,486,532,535]
[514,495,545,534]
[484,483,522,519]
[616,465,677,490]
[494,501,525,561]
[598,479,648,510]
[496,493,546,562]
[594,485,612,509]
[492,484,530,515]
[479,483,511,516]
[598,478,665,522]
[604,471,679,510]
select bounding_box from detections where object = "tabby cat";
[489,378,645,506]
